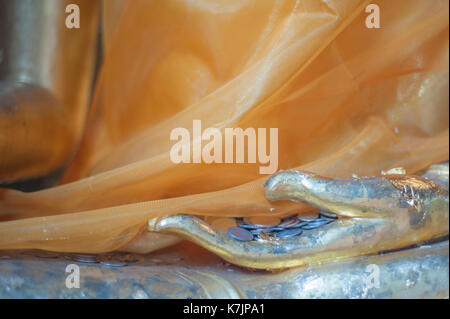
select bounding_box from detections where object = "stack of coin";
[223,211,338,242]
[226,226,254,242]
[68,254,99,264]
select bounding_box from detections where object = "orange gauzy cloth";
[0,0,448,253]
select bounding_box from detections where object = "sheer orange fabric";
[0,0,448,253]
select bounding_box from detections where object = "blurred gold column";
[0,0,99,184]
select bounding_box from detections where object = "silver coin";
[291,221,309,228]
[71,254,99,263]
[298,217,317,223]
[310,218,330,225]
[287,220,312,229]
[275,228,303,238]
[238,223,261,230]
[240,222,280,230]
[315,217,335,225]
[100,261,127,267]
[278,218,299,228]
[227,226,253,241]
[319,211,338,219]
[236,216,282,230]
[301,219,329,230]
[301,224,322,230]
[236,218,260,230]
[98,254,128,267]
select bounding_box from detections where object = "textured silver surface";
[0,240,448,298]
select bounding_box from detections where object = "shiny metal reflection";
[0,0,99,185]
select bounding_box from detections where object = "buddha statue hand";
[148,162,449,270]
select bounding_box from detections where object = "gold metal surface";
[0,0,99,183]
